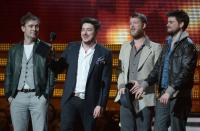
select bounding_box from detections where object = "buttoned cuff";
[140,81,149,91]
[165,85,176,96]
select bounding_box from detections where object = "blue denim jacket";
[161,37,172,89]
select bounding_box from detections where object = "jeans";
[120,106,153,131]
[154,98,187,131]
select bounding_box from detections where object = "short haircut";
[20,12,40,26]
[131,12,148,24]
[167,10,189,31]
[81,17,101,31]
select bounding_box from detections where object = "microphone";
[50,32,57,43]
[35,32,56,57]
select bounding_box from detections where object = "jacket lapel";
[87,44,101,77]
[73,43,81,76]
[137,46,152,70]
[124,43,132,74]
[16,43,23,74]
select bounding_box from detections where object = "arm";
[44,68,56,100]
[117,45,127,90]
[130,44,162,94]
[165,44,197,95]
[49,46,69,74]
[97,51,112,108]
[141,48,163,90]
[94,50,112,118]
[4,49,13,99]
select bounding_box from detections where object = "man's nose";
[32,26,37,31]
[83,30,87,35]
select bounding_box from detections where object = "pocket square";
[96,56,106,65]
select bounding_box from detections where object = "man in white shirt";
[4,12,55,131]
[50,17,112,131]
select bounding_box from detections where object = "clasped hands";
[119,80,170,104]
[118,80,144,100]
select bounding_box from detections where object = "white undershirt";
[24,43,34,59]
[74,44,96,97]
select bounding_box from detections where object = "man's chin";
[82,40,92,45]
[132,34,143,39]
[167,28,181,36]
[167,32,173,36]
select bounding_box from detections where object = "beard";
[130,29,144,39]
[167,27,181,36]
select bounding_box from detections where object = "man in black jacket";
[133,10,197,131]
[50,17,112,131]
[4,12,55,131]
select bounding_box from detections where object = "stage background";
[0,1,200,130]
[0,0,199,44]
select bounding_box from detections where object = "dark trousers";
[154,98,187,131]
[120,106,153,131]
[61,96,96,131]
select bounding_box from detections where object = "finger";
[164,98,168,105]
[93,113,97,118]
[163,99,167,105]
[135,92,141,99]
[159,98,163,104]
[93,110,97,118]
[132,88,139,94]
[137,92,142,99]
[130,86,139,92]
[95,111,101,118]
[97,112,101,118]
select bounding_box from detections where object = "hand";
[135,87,144,99]
[129,80,140,94]
[159,93,170,105]
[93,106,103,118]
[119,88,126,95]
[8,97,13,104]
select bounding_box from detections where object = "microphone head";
[50,32,57,42]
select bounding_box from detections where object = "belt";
[72,92,85,99]
[18,89,36,93]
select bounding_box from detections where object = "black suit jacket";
[52,42,112,113]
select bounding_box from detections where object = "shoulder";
[121,41,131,48]
[148,41,162,53]
[67,41,81,49]
[9,42,22,52]
[62,41,81,52]
[149,41,161,48]
[39,40,51,46]
[119,41,131,52]
[182,37,196,49]
[96,43,111,53]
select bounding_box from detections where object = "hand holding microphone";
[49,32,57,59]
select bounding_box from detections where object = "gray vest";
[17,51,35,90]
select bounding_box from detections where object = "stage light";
[106,24,131,45]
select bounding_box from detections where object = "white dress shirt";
[24,43,34,59]
[74,44,96,99]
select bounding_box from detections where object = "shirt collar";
[166,31,189,45]
[130,36,150,47]
[80,42,96,56]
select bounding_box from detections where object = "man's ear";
[143,23,146,29]
[21,26,25,32]
[179,22,184,29]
